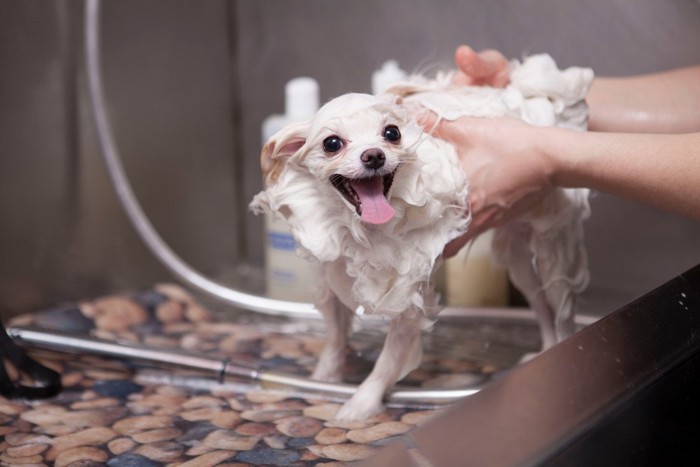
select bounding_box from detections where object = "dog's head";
[261,93,424,225]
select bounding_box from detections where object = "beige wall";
[1,0,699,317]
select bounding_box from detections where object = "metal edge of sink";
[361,264,700,467]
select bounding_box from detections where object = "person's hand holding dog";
[420,45,700,257]
[421,46,552,256]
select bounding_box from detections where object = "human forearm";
[452,45,700,134]
[545,129,700,218]
[587,66,700,134]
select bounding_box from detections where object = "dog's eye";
[383,125,401,142]
[323,136,343,154]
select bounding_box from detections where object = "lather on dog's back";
[251,54,593,420]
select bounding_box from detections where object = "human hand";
[419,113,555,257]
[451,45,510,88]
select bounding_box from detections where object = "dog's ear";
[260,120,310,185]
[391,94,404,106]
[377,92,404,107]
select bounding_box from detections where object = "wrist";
[535,126,579,189]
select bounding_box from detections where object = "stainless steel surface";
[362,265,700,466]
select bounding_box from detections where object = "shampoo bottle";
[262,77,320,301]
[444,231,509,307]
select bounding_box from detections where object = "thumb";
[416,110,440,134]
[417,113,481,144]
[416,111,460,140]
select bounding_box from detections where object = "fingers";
[416,112,456,141]
[416,111,440,134]
[452,45,510,88]
[451,70,474,86]
[443,234,470,259]
[451,45,479,86]
[443,214,490,258]
[416,111,480,145]
[443,203,506,258]
[455,45,487,78]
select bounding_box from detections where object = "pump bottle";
[261,77,319,301]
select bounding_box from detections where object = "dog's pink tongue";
[350,176,395,225]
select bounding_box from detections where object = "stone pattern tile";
[2,284,534,465]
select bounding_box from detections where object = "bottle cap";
[372,60,408,95]
[285,77,320,120]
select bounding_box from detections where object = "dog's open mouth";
[330,171,396,225]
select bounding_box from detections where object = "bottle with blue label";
[262,77,319,301]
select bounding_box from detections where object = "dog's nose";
[361,149,385,170]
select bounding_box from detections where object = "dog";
[251,54,593,420]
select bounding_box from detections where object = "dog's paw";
[335,385,384,421]
[335,393,384,421]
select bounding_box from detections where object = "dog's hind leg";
[335,312,424,421]
[494,205,588,354]
[494,223,562,352]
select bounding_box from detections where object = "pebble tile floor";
[1,284,540,466]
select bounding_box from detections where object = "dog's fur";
[251,54,593,420]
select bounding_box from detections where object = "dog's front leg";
[311,292,354,384]
[335,313,424,421]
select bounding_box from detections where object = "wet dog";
[251,54,593,420]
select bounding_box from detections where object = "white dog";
[251,54,593,420]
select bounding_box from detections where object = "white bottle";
[372,60,408,95]
[262,77,320,302]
